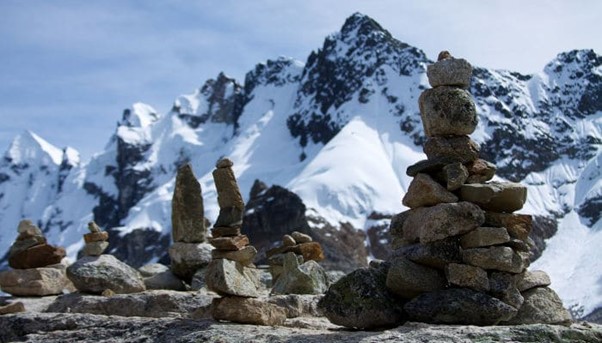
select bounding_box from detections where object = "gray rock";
[0,267,69,296]
[419,86,477,137]
[205,258,259,297]
[213,160,245,227]
[516,270,552,292]
[318,267,405,329]
[291,231,312,244]
[282,234,296,246]
[190,267,208,291]
[402,173,458,208]
[66,255,146,294]
[404,288,518,325]
[46,290,215,318]
[168,242,213,282]
[489,272,524,309]
[271,252,329,295]
[484,212,532,241]
[505,287,572,325]
[212,296,287,326]
[466,159,497,183]
[445,263,489,292]
[172,163,206,243]
[267,294,323,318]
[460,226,511,249]
[463,246,528,273]
[398,202,484,244]
[443,162,469,191]
[427,57,472,88]
[386,256,445,299]
[391,238,461,269]
[138,263,169,277]
[406,158,455,177]
[82,241,109,256]
[423,135,480,163]
[211,245,257,266]
[460,182,528,213]
[144,271,187,291]
[17,219,43,236]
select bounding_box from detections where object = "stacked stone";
[206,158,286,326]
[82,221,109,256]
[0,220,70,296]
[168,163,212,283]
[265,232,328,295]
[386,51,571,326]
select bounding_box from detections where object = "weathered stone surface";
[211,226,241,238]
[463,246,528,273]
[67,255,146,294]
[205,258,259,297]
[516,270,551,292]
[460,226,511,249]
[391,238,461,269]
[505,287,572,325]
[386,256,445,299]
[291,231,312,244]
[404,288,518,325]
[318,267,405,329]
[172,163,206,243]
[402,173,458,208]
[209,235,249,251]
[211,245,257,266]
[144,271,187,291]
[459,182,527,213]
[427,57,472,88]
[267,294,323,318]
[212,296,287,326]
[17,219,43,237]
[9,243,66,269]
[0,302,25,315]
[271,253,329,295]
[214,207,244,228]
[8,236,46,256]
[406,158,455,177]
[216,157,234,168]
[168,242,213,281]
[443,162,469,191]
[46,290,215,318]
[485,212,532,241]
[398,202,484,244]
[489,272,524,309]
[190,267,208,291]
[138,263,169,277]
[466,159,497,183]
[83,231,109,243]
[445,263,489,292]
[424,136,480,163]
[82,241,109,256]
[419,86,477,137]
[213,160,245,227]
[282,234,296,246]
[0,267,70,296]
[286,242,325,262]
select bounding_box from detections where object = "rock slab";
[66,254,146,294]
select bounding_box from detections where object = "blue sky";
[1,0,600,160]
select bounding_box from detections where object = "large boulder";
[66,255,146,294]
[205,258,259,297]
[212,296,287,326]
[386,256,445,298]
[168,242,213,282]
[504,287,572,326]
[171,163,206,243]
[318,267,405,329]
[419,86,477,137]
[459,182,527,213]
[402,173,458,208]
[404,288,518,325]
[271,253,329,295]
[0,267,70,296]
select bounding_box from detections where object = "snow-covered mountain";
[0,13,600,318]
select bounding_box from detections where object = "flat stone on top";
[459,182,527,213]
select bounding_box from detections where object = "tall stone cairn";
[387,51,571,326]
[207,158,286,326]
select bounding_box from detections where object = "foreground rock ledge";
[0,313,601,343]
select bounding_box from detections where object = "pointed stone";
[402,173,458,208]
[459,182,527,213]
[171,163,206,243]
[213,159,245,227]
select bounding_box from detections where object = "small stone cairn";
[319,51,571,329]
[207,158,286,326]
[266,232,329,295]
[0,220,70,296]
[168,163,212,282]
[82,221,109,256]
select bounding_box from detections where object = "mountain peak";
[340,12,390,39]
[119,103,159,128]
[4,130,63,166]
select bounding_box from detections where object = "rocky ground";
[1,292,601,343]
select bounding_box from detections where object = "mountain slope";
[0,13,600,317]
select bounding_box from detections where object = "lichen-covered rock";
[460,182,527,213]
[427,56,472,88]
[404,288,518,325]
[515,270,552,292]
[168,242,213,282]
[445,263,489,292]
[212,296,287,326]
[460,227,511,249]
[0,268,69,296]
[205,258,259,297]
[402,173,458,208]
[66,255,146,294]
[171,163,206,243]
[504,287,572,326]
[419,86,477,137]
[423,135,480,163]
[271,253,329,295]
[318,267,405,329]
[386,256,445,299]
[462,246,528,274]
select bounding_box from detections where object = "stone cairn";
[266,232,329,295]
[319,51,571,329]
[0,219,70,297]
[82,221,109,256]
[206,158,287,326]
[168,163,212,283]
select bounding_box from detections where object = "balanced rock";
[213,158,245,227]
[0,267,70,296]
[419,86,477,137]
[271,252,329,295]
[402,173,458,208]
[406,158,456,177]
[9,243,66,270]
[172,163,206,243]
[466,159,497,183]
[404,288,517,325]
[460,226,511,249]
[205,258,259,297]
[212,296,287,326]
[504,287,572,326]
[83,231,109,243]
[82,241,109,256]
[423,135,480,163]
[169,242,213,282]
[445,263,489,292]
[427,56,473,88]
[516,270,552,292]
[386,256,446,298]
[443,162,469,191]
[318,267,406,329]
[459,182,527,212]
[462,246,528,274]
[66,254,146,294]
